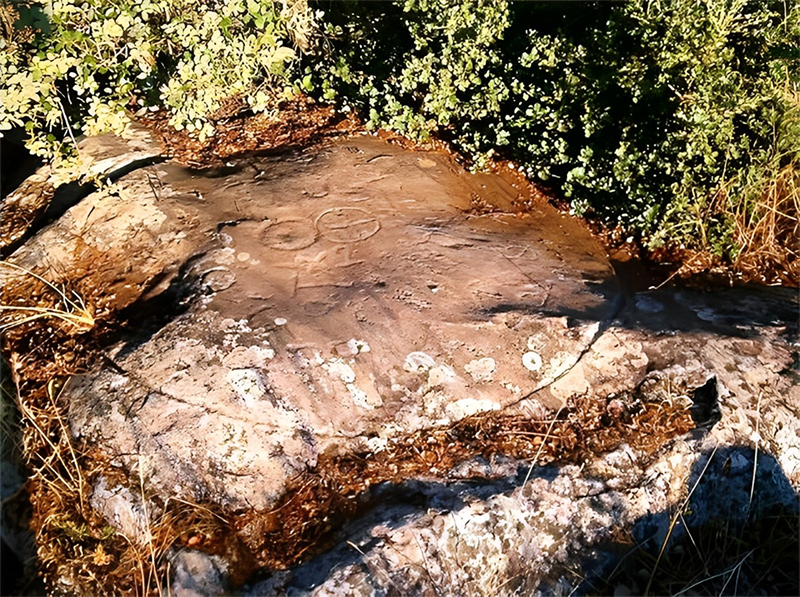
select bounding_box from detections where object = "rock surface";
[257,314,799,595]
[3,131,799,595]
[51,134,617,513]
[0,122,163,253]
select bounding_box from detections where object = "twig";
[748,390,763,513]
[45,379,86,512]
[412,530,444,597]
[138,455,163,596]
[522,404,565,487]
[673,549,755,597]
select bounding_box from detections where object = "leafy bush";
[2,0,797,265]
[308,0,799,261]
[0,0,316,162]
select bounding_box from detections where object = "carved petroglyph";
[315,207,380,243]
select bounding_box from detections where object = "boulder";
[3,132,798,595]
[53,135,618,512]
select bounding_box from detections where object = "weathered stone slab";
[6,131,798,595]
[15,135,618,511]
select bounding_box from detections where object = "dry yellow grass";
[733,163,800,284]
[0,261,95,333]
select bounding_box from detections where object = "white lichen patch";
[210,247,237,265]
[220,318,252,333]
[221,318,254,348]
[323,358,381,409]
[222,345,275,369]
[90,477,155,547]
[335,338,371,357]
[522,351,542,372]
[427,364,456,388]
[546,351,579,380]
[422,390,447,417]
[226,368,267,407]
[347,383,374,410]
[404,351,437,373]
[768,412,800,481]
[365,436,389,453]
[445,398,501,420]
[527,335,543,351]
[465,357,496,382]
[350,339,370,353]
[216,421,255,475]
[322,358,356,384]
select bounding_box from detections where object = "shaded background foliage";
[307,0,799,262]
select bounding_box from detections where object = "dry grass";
[645,445,720,596]
[589,500,799,596]
[8,360,117,595]
[0,261,95,334]
[16,368,234,596]
[2,314,231,595]
[732,162,800,285]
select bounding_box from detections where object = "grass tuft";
[733,162,800,285]
[0,261,94,333]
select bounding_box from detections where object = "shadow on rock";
[616,282,799,341]
[579,446,800,596]
[238,461,565,595]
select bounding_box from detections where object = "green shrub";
[0,0,316,164]
[2,0,797,262]
[308,0,799,259]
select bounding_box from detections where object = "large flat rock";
[24,135,619,511]
[4,131,799,595]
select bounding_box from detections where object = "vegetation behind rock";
[1,0,798,274]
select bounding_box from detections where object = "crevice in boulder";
[221,389,696,579]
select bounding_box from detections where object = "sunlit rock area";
[2,129,798,595]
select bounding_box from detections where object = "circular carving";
[203,268,236,292]
[261,220,317,251]
[315,207,380,243]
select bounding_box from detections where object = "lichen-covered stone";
[5,133,798,595]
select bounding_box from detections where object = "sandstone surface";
[2,131,798,595]
[48,134,618,512]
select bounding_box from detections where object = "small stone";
[170,550,229,597]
